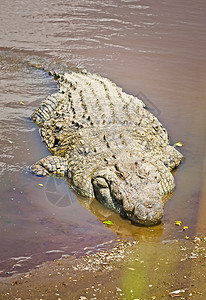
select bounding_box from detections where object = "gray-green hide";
[31,70,183,226]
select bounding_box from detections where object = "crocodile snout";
[133,198,164,226]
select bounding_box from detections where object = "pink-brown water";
[0,0,206,276]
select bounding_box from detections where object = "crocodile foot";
[31,156,68,177]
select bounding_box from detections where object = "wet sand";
[0,237,206,299]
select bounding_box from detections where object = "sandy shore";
[0,237,206,300]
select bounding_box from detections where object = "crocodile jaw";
[92,170,164,226]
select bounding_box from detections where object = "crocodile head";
[92,165,164,226]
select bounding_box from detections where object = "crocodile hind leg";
[31,156,68,177]
[164,145,184,170]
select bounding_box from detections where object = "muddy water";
[0,0,206,277]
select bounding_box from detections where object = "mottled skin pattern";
[31,70,183,226]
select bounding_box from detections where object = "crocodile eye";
[92,177,108,189]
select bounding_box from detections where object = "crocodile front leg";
[31,156,68,177]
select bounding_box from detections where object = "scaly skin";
[31,70,183,226]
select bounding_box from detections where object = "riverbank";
[0,236,206,300]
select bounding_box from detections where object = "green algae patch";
[121,240,183,299]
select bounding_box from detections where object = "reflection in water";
[84,197,164,241]
[0,0,206,276]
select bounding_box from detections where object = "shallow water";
[0,0,206,276]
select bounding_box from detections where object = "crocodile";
[31,69,183,226]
